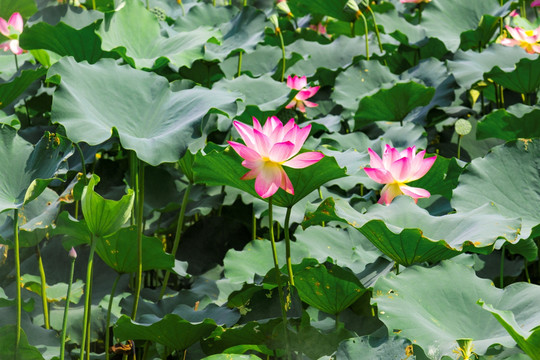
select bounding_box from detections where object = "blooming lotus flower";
[364,145,436,205]
[532,0,540,7]
[228,116,324,198]
[285,75,320,113]
[499,25,540,54]
[0,13,24,55]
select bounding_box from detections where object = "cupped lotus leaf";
[293,261,366,315]
[354,82,435,129]
[20,21,113,65]
[0,325,44,360]
[114,314,216,351]
[286,36,386,78]
[0,0,37,19]
[332,60,399,118]
[336,335,414,360]
[486,56,540,95]
[81,174,134,238]
[193,146,347,207]
[212,75,290,114]
[372,260,540,357]
[173,3,237,32]
[0,128,72,213]
[303,197,520,266]
[421,0,510,52]
[0,68,47,109]
[479,301,540,360]
[205,7,269,61]
[477,104,540,141]
[48,57,240,165]
[97,0,219,69]
[452,139,540,240]
[448,45,536,89]
[95,226,174,273]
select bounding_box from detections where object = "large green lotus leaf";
[97,0,218,69]
[202,355,262,360]
[205,7,269,61]
[421,0,509,52]
[21,274,84,304]
[212,75,290,114]
[286,36,384,78]
[0,325,44,360]
[28,4,103,29]
[479,301,540,360]
[287,0,356,22]
[0,0,37,19]
[0,68,47,109]
[81,174,134,238]
[173,2,237,32]
[96,226,174,273]
[372,260,540,357]
[20,21,112,65]
[48,57,240,165]
[336,335,414,360]
[193,146,347,207]
[486,56,540,95]
[219,45,282,78]
[477,104,540,141]
[452,139,540,240]
[293,261,366,315]
[408,155,464,200]
[114,314,216,351]
[354,82,435,129]
[376,8,428,45]
[460,14,502,51]
[0,287,33,312]
[332,60,399,119]
[303,197,520,266]
[0,128,72,213]
[448,44,537,89]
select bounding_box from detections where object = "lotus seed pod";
[455,119,472,136]
[68,247,77,260]
[150,7,167,21]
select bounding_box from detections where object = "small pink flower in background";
[532,0,540,7]
[0,12,24,55]
[228,116,324,198]
[309,23,327,35]
[499,25,540,54]
[285,75,320,113]
[509,9,519,17]
[400,0,431,3]
[364,145,436,205]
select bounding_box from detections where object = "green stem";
[129,152,138,226]
[284,207,294,286]
[277,29,286,82]
[358,12,370,61]
[146,0,149,10]
[92,0,96,10]
[252,206,257,240]
[350,21,355,38]
[36,246,49,329]
[212,0,216,6]
[74,143,87,184]
[237,51,243,78]
[131,160,145,319]
[14,209,21,359]
[499,85,505,108]
[60,255,76,360]
[521,0,526,18]
[457,135,462,160]
[366,6,386,65]
[106,273,122,360]
[395,263,400,275]
[524,259,531,284]
[179,0,185,16]
[158,183,192,300]
[418,3,424,23]
[80,235,97,360]
[268,198,291,360]
[500,245,505,288]
[243,0,247,5]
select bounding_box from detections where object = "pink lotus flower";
[228,116,324,198]
[400,0,431,3]
[499,25,540,54]
[285,75,320,113]
[364,145,436,205]
[532,0,540,7]
[0,13,24,55]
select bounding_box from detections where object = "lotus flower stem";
[268,197,291,360]
[212,0,216,6]
[159,182,192,300]
[520,0,526,18]
[357,11,370,60]
[105,273,122,360]
[131,160,145,319]
[146,0,149,9]
[60,249,76,360]
[524,259,531,283]
[92,0,96,10]
[500,245,505,288]
[284,206,294,286]
[129,152,137,226]
[36,246,50,329]
[366,6,387,65]
[14,209,21,356]
[499,85,505,108]
[237,51,243,78]
[277,28,286,82]
[80,235,97,360]
[457,135,463,160]
[74,143,87,183]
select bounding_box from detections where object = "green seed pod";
[455,119,472,136]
